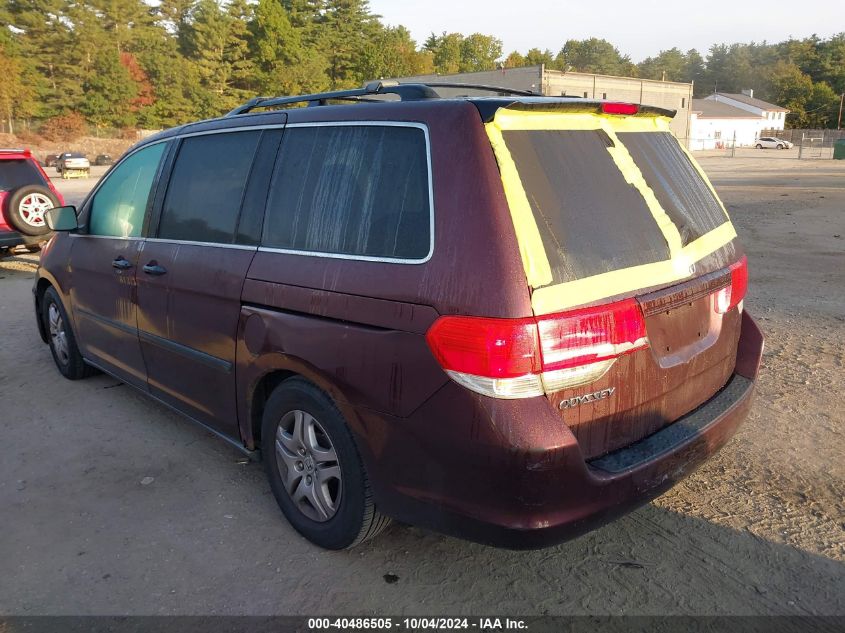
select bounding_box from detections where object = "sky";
[367,0,843,62]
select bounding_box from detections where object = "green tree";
[458,33,502,72]
[157,0,197,55]
[426,32,463,74]
[318,0,380,88]
[225,0,258,96]
[503,51,525,68]
[5,0,77,116]
[250,0,328,96]
[816,33,845,93]
[558,38,635,76]
[684,49,706,90]
[81,49,138,129]
[358,26,432,80]
[524,48,555,68]
[804,81,839,128]
[637,48,687,81]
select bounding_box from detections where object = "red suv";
[0,148,64,251]
[34,83,763,549]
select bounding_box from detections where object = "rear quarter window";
[502,129,671,284]
[0,159,48,191]
[262,124,431,261]
[617,131,727,245]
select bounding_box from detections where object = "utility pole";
[838,92,844,130]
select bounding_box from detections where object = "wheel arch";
[34,276,57,343]
[241,360,366,455]
[248,369,298,451]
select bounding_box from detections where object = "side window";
[262,125,431,260]
[157,131,261,244]
[88,143,165,237]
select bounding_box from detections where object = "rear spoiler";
[472,98,676,123]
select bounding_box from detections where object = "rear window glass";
[262,125,431,260]
[617,131,727,245]
[0,159,47,191]
[159,131,261,243]
[502,129,670,284]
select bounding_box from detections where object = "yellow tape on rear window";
[485,109,737,314]
[485,123,553,288]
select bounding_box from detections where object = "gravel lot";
[0,155,843,616]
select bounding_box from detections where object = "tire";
[261,377,391,549]
[776,144,784,150]
[2,185,58,236]
[41,286,96,380]
[756,144,763,149]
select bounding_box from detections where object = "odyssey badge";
[559,387,616,410]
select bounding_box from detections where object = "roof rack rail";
[225,81,542,116]
[225,81,440,116]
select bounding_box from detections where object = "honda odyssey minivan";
[35,82,764,549]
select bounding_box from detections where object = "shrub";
[15,129,44,146]
[40,112,87,142]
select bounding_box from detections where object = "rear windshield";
[617,131,727,245]
[502,129,671,284]
[0,159,47,191]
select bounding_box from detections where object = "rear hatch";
[485,102,747,459]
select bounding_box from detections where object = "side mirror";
[46,205,78,231]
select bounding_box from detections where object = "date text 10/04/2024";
[307,617,528,630]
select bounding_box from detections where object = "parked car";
[0,148,63,252]
[55,152,90,178]
[34,83,764,550]
[755,136,793,149]
[43,154,61,168]
[93,154,113,166]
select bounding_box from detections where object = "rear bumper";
[0,229,48,248]
[363,311,764,548]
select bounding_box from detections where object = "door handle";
[112,256,132,270]
[142,262,167,276]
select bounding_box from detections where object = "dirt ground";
[0,154,843,616]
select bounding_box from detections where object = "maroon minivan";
[35,82,763,549]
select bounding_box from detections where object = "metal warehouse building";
[389,65,694,143]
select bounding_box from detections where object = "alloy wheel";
[274,409,342,522]
[48,303,69,366]
[19,193,54,228]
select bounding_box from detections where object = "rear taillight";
[537,298,648,393]
[426,299,649,399]
[714,256,748,314]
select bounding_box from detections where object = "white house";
[705,90,789,130]
[689,90,790,150]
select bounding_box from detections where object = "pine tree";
[318,0,380,88]
[81,49,138,129]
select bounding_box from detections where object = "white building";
[689,90,789,150]
[706,90,788,130]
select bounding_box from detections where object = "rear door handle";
[112,256,132,270]
[142,262,167,276]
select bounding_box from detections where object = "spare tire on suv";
[2,184,59,236]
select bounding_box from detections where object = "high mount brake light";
[714,256,748,314]
[426,299,649,399]
[601,102,639,115]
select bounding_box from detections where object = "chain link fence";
[761,128,844,159]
